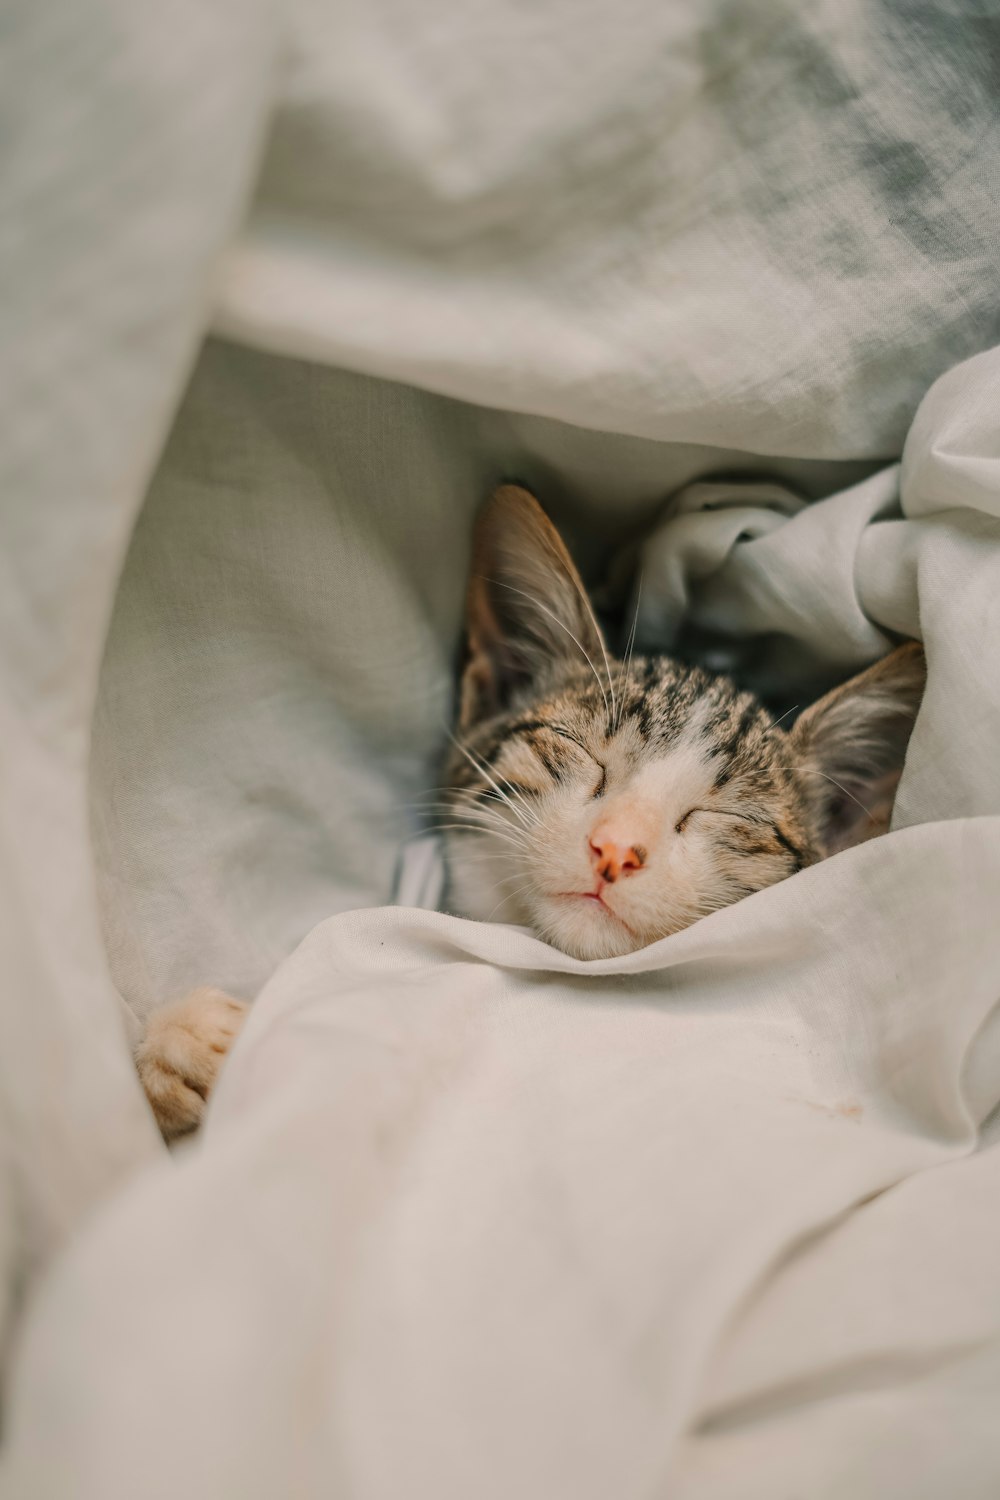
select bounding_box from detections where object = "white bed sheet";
[3,0,1000,1493]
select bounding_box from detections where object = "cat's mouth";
[554,890,638,938]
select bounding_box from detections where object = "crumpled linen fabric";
[3,0,1000,1495]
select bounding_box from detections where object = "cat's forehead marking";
[461,656,781,803]
[617,720,718,811]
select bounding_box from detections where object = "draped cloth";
[3,1,1000,1493]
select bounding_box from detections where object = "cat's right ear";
[459,485,607,729]
[788,641,926,854]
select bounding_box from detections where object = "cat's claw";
[136,986,248,1140]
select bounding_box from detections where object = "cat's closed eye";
[676,808,758,832]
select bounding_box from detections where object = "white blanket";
[3,0,1000,1494]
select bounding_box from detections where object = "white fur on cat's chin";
[528,893,656,961]
[444,829,686,960]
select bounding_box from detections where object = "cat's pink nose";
[588,831,647,884]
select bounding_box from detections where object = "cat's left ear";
[459,485,608,730]
[789,642,926,854]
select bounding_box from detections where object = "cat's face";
[444,658,814,960]
[440,486,924,960]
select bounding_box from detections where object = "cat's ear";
[460,485,608,728]
[789,642,926,854]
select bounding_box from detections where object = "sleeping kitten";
[138,484,924,1135]
[440,486,924,960]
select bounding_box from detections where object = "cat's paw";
[136,986,249,1140]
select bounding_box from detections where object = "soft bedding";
[3,0,1000,1495]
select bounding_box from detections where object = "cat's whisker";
[615,570,643,731]
[781,766,877,822]
[574,573,617,730]
[457,764,544,828]
[430,813,526,845]
[456,850,523,869]
[434,822,531,853]
[462,784,540,835]
[406,788,508,812]
[444,728,539,831]
[474,780,542,833]
[434,804,533,842]
[483,892,518,924]
[494,771,544,827]
[413,786,530,810]
[404,796,509,814]
[484,577,611,721]
[433,800,530,830]
[483,878,539,924]
[431,790,537,845]
[397,800,521,833]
